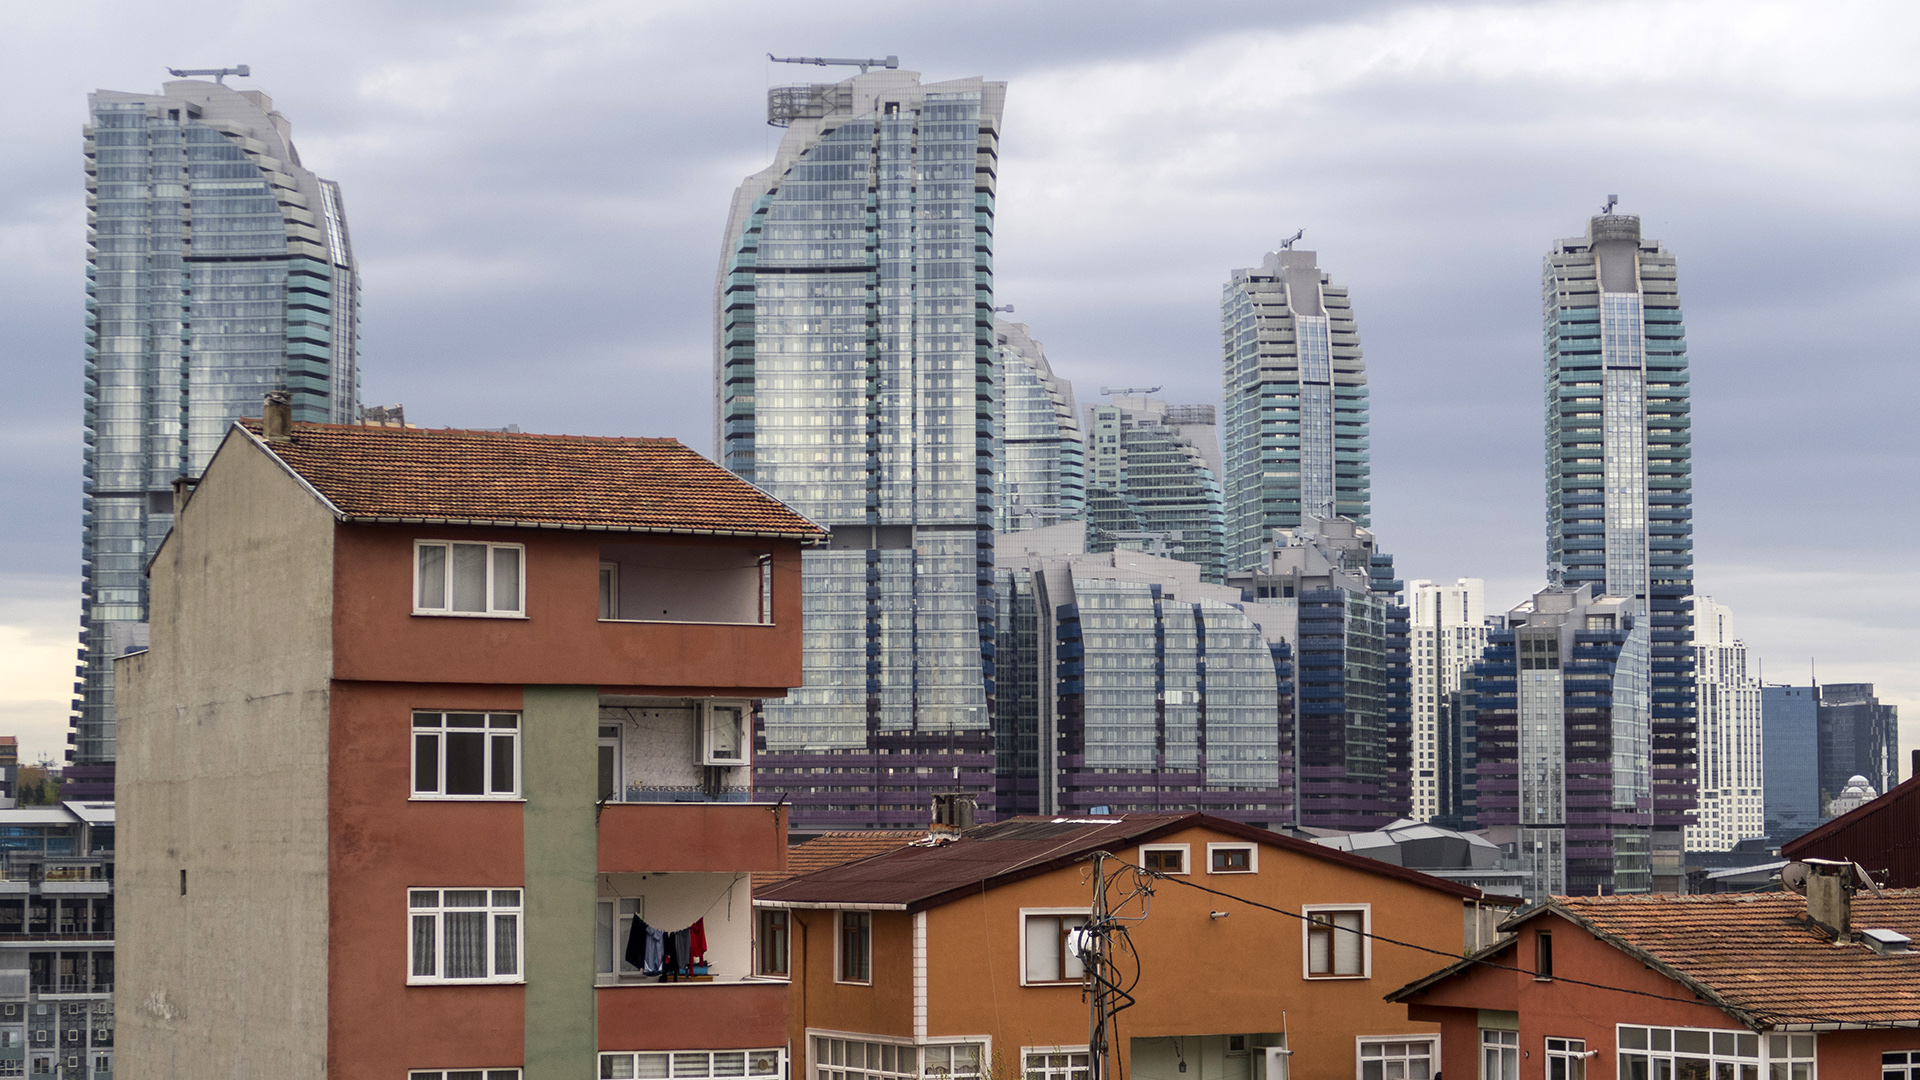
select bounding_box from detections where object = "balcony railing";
[0,859,113,883]
[611,787,755,805]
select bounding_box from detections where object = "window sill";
[598,618,775,628]
[1019,981,1085,988]
[1303,974,1369,981]
[597,975,785,987]
[1207,869,1255,875]
[413,611,529,620]
[408,795,526,803]
[406,978,527,987]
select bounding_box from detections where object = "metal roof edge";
[339,514,824,541]
[753,900,908,911]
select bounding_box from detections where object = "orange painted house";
[114,408,826,1080]
[754,813,1517,1080]
[1388,879,1920,1078]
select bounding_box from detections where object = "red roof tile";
[1393,890,1920,1029]
[236,421,826,541]
[755,831,923,891]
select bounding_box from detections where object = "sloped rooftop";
[235,421,826,541]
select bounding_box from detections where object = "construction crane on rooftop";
[768,53,899,73]
[166,65,249,84]
[1098,386,1161,397]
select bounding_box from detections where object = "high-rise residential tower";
[992,319,1084,533]
[1686,597,1763,851]
[714,68,1006,830]
[1083,396,1226,581]
[1405,579,1491,823]
[76,76,360,797]
[1542,210,1695,875]
[1221,248,1369,572]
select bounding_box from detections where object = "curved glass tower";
[714,69,1006,829]
[1221,248,1369,573]
[76,78,359,794]
[1543,211,1694,888]
[991,319,1084,533]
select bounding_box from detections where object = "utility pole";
[1075,852,1151,1080]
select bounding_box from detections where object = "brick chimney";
[262,390,293,442]
[930,793,976,837]
[170,476,197,517]
[1804,859,1855,938]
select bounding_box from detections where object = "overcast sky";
[2,0,1916,773]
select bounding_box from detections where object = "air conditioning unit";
[702,701,747,766]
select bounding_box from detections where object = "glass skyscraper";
[715,69,1006,830]
[1083,397,1226,582]
[992,319,1084,533]
[1542,211,1694,882]
[76,77,360,795]
[1221,248,1369,572]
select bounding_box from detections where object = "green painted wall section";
[523,685,600,1080]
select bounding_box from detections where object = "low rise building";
[0,802,115,1079]
[116,411,826,1079]
[756,813,1515,1080]
[1390,872,1920,1078]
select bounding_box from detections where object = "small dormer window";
[415,541,525,617]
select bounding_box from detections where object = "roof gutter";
[339,514,826,544]
[753,900,909,912]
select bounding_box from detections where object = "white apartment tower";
[1405,579,1489,821]
[1687,597,1764,851]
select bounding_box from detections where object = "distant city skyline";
[2,4,1918,772]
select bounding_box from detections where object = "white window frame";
[1301,903,1371,980]
[702,700,749,766]
[1021,1047,1091,1080]
[1018,908,1090,986]
[411,711,521,800]
[1480,1028,1519,1080]
[1138,844,1190,875]
[1207,842,1258,874]
[836,910,872,985]
[807,1031,916,1080]
[413,540,527,618]
[599,1049,783,1080]
[1356,1036,1437,1080]
[407,1071,523,1080]
[1543,1037,1586,1080]
[599,560,620,620]
[407,888,525,985]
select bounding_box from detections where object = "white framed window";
[703,701,747,766]
[415,540,525,617]
[1139,844,1189,875]
[600,1050,782,1080]
[1303,905,1369,979]
[810,1035,916,1080]
[1358,1037,1435,1080]
[409,1071,522,1080]
[1020,909,1089,985]
[1616,1026,1801,1078]
[1544,1038,1585,1080]
[599,561,620,619]
[1207,843,1257,874]
[921,1043,986,1080]
[408,888,523,984]
[1023,1048,1090,1080]
[837,911,871,984]
[1480,1029,1517,1080]
[0,1062,18,1078]
[757,907,791,978]
[413,712,520,798]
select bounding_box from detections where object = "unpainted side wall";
[115,434,337,1080]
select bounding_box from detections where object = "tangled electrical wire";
[1072,852,1156,1080]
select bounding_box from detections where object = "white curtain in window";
[412,915,437,977]
[1025,916,1061,982]
[1332,912,1364,974]
[452,544,489,611]
[492,547,521,612]
[443,910,488,979]
[418,545,446,608]
[493,913,518,976]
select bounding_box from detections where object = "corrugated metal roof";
[1783,771,1920,888]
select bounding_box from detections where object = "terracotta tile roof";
[755,831,923,891]
[754,813,1495,911]
[236,421,826,541]
[1392,890,1920,1029]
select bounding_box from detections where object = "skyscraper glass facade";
[1761,685,1819,843]
[76,79,359,794]
[1222,249,1369,573]
[1542,213,1694,858]
[1083,399,1225,582]
[716,71,1006,829]
[992,320,1084,532]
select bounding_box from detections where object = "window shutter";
[1025,916,1060,982]
[1333,912,1364,974]
[1307,924,1330,973]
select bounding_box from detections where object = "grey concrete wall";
[115,432,336,1080]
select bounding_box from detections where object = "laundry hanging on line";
[625,916,706,976]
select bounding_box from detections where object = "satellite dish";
[1780,861,1811,896]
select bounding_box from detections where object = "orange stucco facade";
[777,824,1498,1080]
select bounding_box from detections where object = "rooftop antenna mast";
[1601,194,1619,214]
[767,53,899,74]
[1279,229,1305,250]
[167,64,250,84]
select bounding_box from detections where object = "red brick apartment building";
[114,408,826,1080]
[1389,872,1920,1078]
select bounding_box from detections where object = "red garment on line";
[690,917,707,962]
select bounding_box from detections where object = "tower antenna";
[167,65,250,84]
[1279,229,1305,250]
[1601,194,1619,214]
[767,53,899,74]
